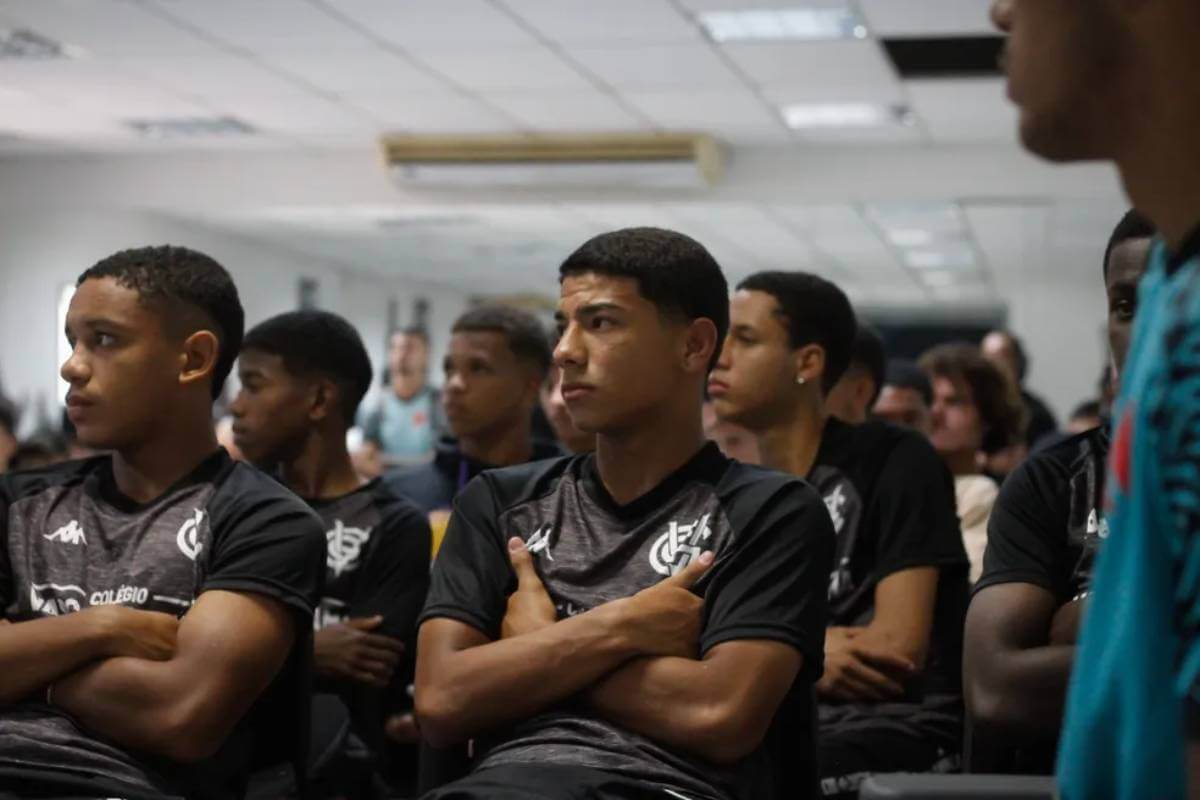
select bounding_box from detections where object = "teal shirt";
[1059,239,1200,799]
[362,386,442,462]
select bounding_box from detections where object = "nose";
[990,0,1013,34]
[554,322,585,370]
[60,343,89,387]
[228,390,246,419]
[714,336,733,372]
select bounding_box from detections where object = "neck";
[280,428,364,500]
[755,392,827,478]
[111,411,219,504]
[594,398,706,506]
[392,376,424,402]
[459,418,534,468]
[943,449,978,477]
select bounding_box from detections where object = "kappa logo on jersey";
[30,583,86,615]
[327,519,373,576]
[1086,508,1110,540]
[649,514,712,576]
[823,484,848,534]
[177,509,205,561]
[525,525,555,560]
[44,520,87,546]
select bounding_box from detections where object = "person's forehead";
[559,272,644,308]
[1107,238,1152,287]
[238,348,286,373]
[448,329,512,357]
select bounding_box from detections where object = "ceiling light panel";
[781,102,910,129]
[698,7,867,42]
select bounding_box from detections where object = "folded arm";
[52,589,295,763]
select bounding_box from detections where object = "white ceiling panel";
[120,55,312,101]
[907,79,1017,143]
[859,0,996,38]
[570,43,745,90]
[263,48,447,95]
[406,45,592,92]
[214,90,375,135]
[322,0,539,47]
[0,0,219,57]
[500,0,701,45]
[481,90,645,131]
[622,89,787,138]
[721,40,897,89]
[357,92,517,133]
[147,0,370,52]
[797,123,926,145]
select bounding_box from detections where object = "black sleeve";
[974,455,1070,600]
[0,476,11,615]
[203,469,326,618]
[351,497,432,647]
[418,475,513,639]
[871,436,967,580]
[700,478,834,684]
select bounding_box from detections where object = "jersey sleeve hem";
[418,605,498,641]
[199,576,315,617]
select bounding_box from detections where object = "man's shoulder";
[366,478,431,529]
[713,460,828,527]
[478,455,578,512]
[208,462,323,538]
[1006,426,1107,499]
[0,456,105,506]
[384,461,455,512]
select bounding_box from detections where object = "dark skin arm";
[52,590,295,763]
[0,606,178,707]
[963,582,1075,739]
[415,546,712,749]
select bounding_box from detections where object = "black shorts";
[420,762,701,800]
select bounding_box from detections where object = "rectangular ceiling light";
[903,244,977,270]
[0,28,75,60]
[125,116,256,139]
[782,103,910,129]
[699,7,867,42]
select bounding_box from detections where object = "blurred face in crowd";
[540,364,594,454]
[981,332,1021,387]
[389,332,429,396]
[230,350,321,466]
[554,272,714,436]
[1106,237,1153,379]
[61,278,212,451]
[874,385,932,437]
[442,330,539,442]
[991,0,1132,162]
[702,401,759,464]
[709,290,817,432]
[825,365,876,425]
[929,374,985,461]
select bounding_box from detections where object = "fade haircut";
[920,342,1028,454]
[242,310,374,423]
[78,245,244,399]
[452,305,553,379]
[736,271,857,393]
[1103,209,1156,279]
[559,227,729,372]
[848,323,887,406]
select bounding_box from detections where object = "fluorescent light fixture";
[0,28,77,60]
[125,116,255,139]
[903,245,977,270]
[698,7,867,42]
[782,103,909,129]
[886,228,935,248]
[867,202,965,234]
[920,271,960,287]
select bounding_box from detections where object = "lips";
[707,379,730,397]
[560,383,594,402]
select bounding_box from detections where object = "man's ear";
[309,378,339,423]
[793,343,826,388]
[682,318,719,374]
[179,330,219,391]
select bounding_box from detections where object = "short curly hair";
[920,342,1027,454]
[78,245,243,399]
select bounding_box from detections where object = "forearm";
[967,644,1076,737]
[416,604,637,747]
[0,612,113,706]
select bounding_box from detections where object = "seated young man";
[824,323,886,426]
[0,246,325,799]
[414,227,834,800]
[229,310,432,793]
[963,209,1155,773]
[872,360,933,437]
[386,306,560,553]
[708,271,969,800]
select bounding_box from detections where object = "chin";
[1018,109,1111,165]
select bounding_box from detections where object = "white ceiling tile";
[214,91,375,135]
[407,45,593,92]
[263,48,447,95]
[760,80,903,106]
[358,92,517,133]
[0,0,219,57]
[622,88,786,137]
[322,0,539,47]
[796,123,926,145]
[570,43,744,90]
[500,0,702,45]
[906,79,1017,143]
[147,0,370,52]
[722,39,896,89]
[859,0,996,38]
[119,55,311,101]
[481,90,644,131]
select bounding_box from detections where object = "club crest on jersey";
[44,520,87,546]
[649,514,712,576]
[29,582,86,615]
[177,509,205,561]
[823,483,849,534]
[327,520,372,576]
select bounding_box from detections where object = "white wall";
[0,207,469,434]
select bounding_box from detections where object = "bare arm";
[856,566,939,667]
[963,582,1075,738]
[586,640,801,765]
[52,590,295,763]
[0,606,177,707]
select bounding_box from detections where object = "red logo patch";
[1110,409,1134,498]
[412,411,427,427]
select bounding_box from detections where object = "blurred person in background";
[540,362,593,455]
[920,344,1026,582]
[702,399,759,464]
[0,398,16,472]
[826,324,886,426]
[872,360,934,437]
[981,330,1058,450]
[359,328,445,472]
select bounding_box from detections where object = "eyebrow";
[64,316,132,335]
